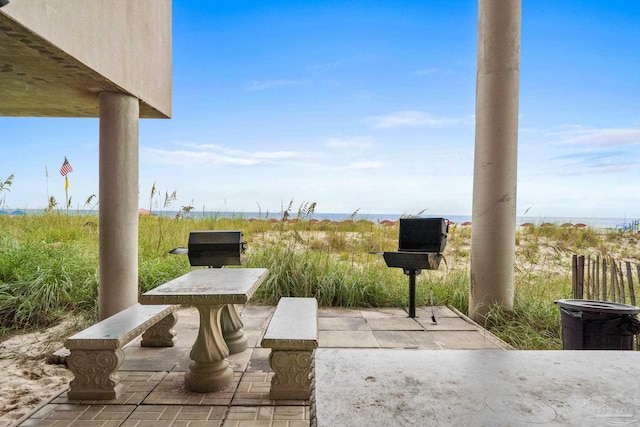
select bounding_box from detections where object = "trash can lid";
[555,299,640,315]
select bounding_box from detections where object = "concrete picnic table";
[139,267,269,392]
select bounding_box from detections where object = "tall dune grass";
[1,212,639,349]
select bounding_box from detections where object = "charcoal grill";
[170,230,246,268]
[382,218,448,318]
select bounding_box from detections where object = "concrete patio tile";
[222,406,309,426]
[22,404,136,425]
[226,406,262,420]
[232,371,309,407]
[415,305,460,318]
[121,405,227,426]
[171,351,192,372]
[236,371,272,394]
[359,307,408,318]
[241,371,271,386]
[247,348,271,372]
[243,329,263,349]
[273,406,309,420]
[228,348,253,372]
[372,330,441,349]
[53,372,168,406]
[172,347,253,373]
[416,316,479,331]
[317,317,369,331]
[22,403,92,421]
[317,307,363,317]
[173,328,200,349]
[241,316,270,331]
[171,405,226,420]
[143,372,240,406]
[91,404,139,421]
[17,304,514,427]
[122,346,190,371]
[365,316,424,331]
[318,330,378,348]
[428,330,504,349]
[241,305,275,318]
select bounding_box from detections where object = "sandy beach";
[0,321,73,426]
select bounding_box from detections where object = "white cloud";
[325,137,374,150]
[177,142,318,160]
[144,147,260,166]
[365,110,474,129]
[245,79,301,91]
[561,128,640,147]
[143,142,324,167]
[346,161,384,169]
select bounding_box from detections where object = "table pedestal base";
[185,360,233,393]
[221,304,247,354]
[187,304,234,392]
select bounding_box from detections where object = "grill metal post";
[407,269,417,318]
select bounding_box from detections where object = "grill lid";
[398,218,448,253]
[186,230,246,267]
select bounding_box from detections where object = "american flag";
[60,157,73,176]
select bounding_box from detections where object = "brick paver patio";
[18,305,509,426]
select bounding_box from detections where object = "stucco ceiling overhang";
[0,13,165,118]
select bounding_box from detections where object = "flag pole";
[60,157,73,214]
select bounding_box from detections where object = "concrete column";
[469,0,521,323]
[99,92,139,320]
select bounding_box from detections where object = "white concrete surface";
[312,348,640,426]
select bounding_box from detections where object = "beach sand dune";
[0,321,73,426]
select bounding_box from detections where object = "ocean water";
[155,211,635,229]
[2,209,636,229]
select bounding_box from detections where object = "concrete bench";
[65,303,179,400]
[261,297,318,399]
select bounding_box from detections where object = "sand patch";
[0,319,76,426]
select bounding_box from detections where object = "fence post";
[602,257,608,302]
[578,255,585,299]
[618,262,626,304]
[585,255,591,299]
[611,260,617,303]
[595,255,600,300]
[571,255,578,299]
[627,261,635,306]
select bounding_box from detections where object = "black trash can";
[555,299,640,350]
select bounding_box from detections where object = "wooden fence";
[571,255,640,350]
[571,254,639,305]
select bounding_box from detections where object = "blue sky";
[1,1,639,219]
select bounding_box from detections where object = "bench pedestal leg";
[141,311,178,347]
[186,304,234,392]
[221,304,247,354]
[67,348,124,400]
[269,350,313,400]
